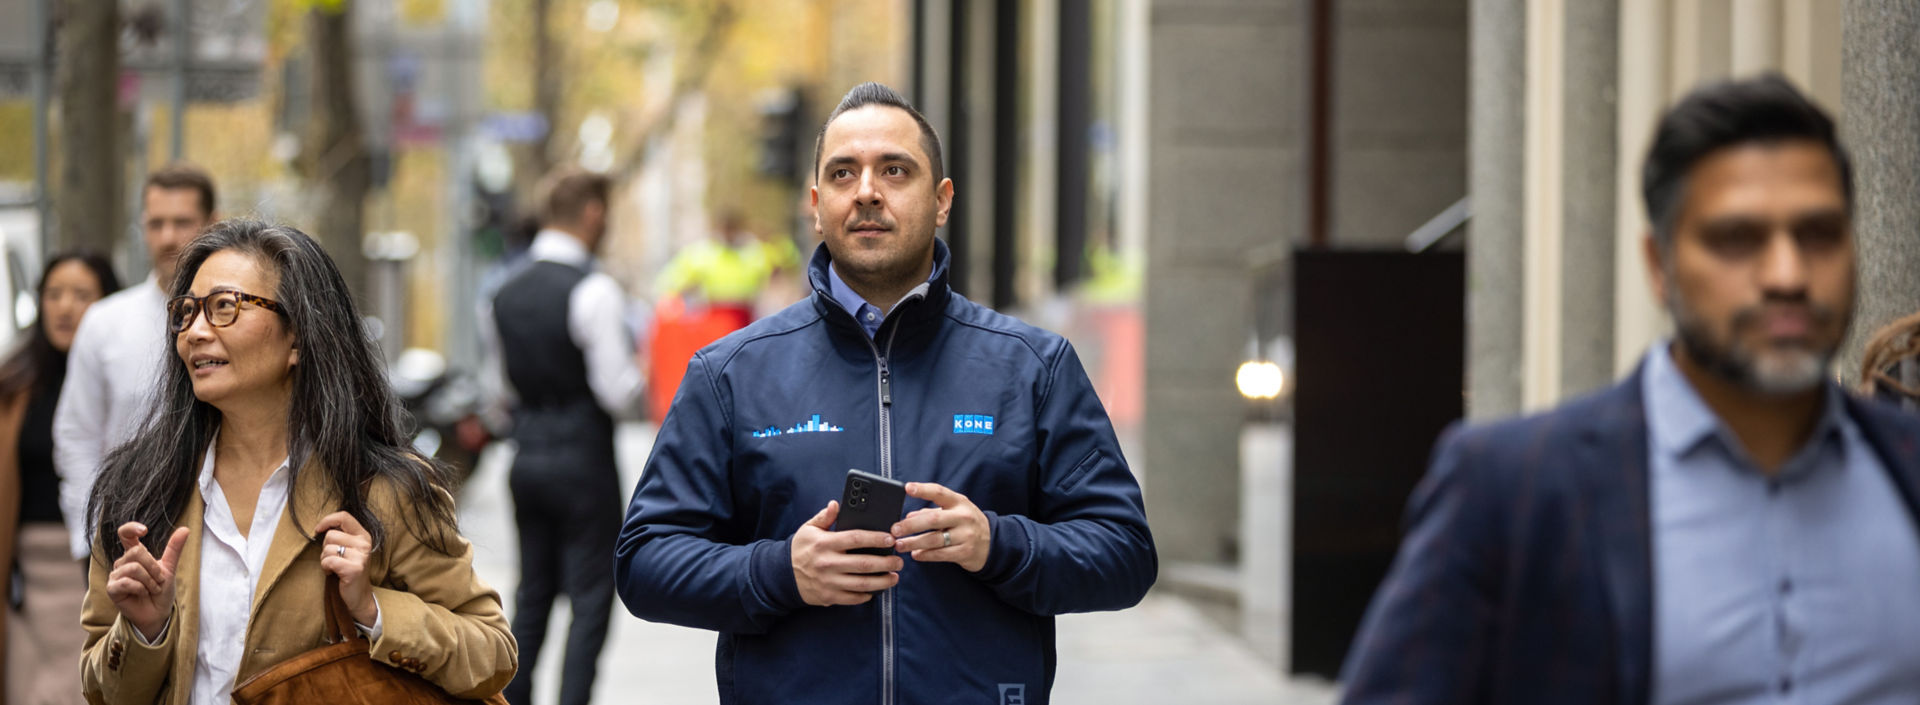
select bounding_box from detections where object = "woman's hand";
[105,522,189,641]
[315,512,378,626]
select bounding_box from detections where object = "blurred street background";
[6,0,1920,701]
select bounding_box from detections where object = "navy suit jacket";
[1340,366,1920,705]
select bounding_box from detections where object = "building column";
[1557,0,1619,397]
[1482,0,1621,413]
[1731,0,1782,74]
[1468,0,1525,418]
[1613,0,1672,374]
[1144,0,1301,564]
[1840,2,1920,379]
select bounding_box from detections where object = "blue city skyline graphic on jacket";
[750,414,845,438]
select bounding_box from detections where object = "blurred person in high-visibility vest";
[647,212,801,420]
[655,211,799,331]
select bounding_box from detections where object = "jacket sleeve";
[366,487,518,700]
[969,343,1158,615]
[1338,424,1499,705]
[79,550,174,705]
[615,352,803,634]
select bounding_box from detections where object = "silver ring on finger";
[335,545,347,558]
[941,530,952,548]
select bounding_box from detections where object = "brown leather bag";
[231,575,508,705]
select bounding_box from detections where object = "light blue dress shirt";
[1645,344,1920,705]
[826,264,888,338]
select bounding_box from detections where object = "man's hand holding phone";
[891,482,992,573]
[791,500,902,606]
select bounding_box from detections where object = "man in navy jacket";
[615,82,1157,705]
[1341,75,1920,703]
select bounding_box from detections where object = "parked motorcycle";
[389,348,488,489]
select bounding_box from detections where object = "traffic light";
[758,88,807,180]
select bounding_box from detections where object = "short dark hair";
[812,82,945,186]
[540,167,611,225]
[144,162,217,218]
[1641,73,1852,248]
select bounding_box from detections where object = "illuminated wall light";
[1236,360,1285,400]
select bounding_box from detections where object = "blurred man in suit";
[1343,74,1920,704]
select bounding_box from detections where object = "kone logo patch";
[750,414,845,438]
[953,414,995,435]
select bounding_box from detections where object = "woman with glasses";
[0,251,118,704]
[76,220,515,704]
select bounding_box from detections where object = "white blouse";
[133,442,381,703]
[191,444,292,704]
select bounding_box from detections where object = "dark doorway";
[1289,249,1465,677]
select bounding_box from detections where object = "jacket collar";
[252,458,340,625]
[1569,364,1655,705]
[806,238,954,342]
[169,485,207,704]
[1839,393,1920,529]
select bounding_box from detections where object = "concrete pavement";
[455,423,1337,704]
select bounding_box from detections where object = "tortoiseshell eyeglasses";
[167,290,285,333]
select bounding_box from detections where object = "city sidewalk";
[456,423,1337,704]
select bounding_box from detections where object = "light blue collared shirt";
[826,264,887,338]
[1645,343,1920,704]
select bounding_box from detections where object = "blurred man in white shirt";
[54,163,216,560]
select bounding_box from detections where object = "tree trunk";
[303,4,371,306]
[55,0,121,255]
[531,0,557,177]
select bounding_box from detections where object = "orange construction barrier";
[647,296,753,421]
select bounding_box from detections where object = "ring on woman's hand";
[335,545,347,558]
[941,530,952,548]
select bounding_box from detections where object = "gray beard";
[1669,292,1834,396]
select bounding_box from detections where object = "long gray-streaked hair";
[88,219,457,563]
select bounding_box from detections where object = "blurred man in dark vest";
[482,167,643,705]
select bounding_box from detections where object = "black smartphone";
[839,469,907,556]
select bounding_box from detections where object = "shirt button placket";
[1764,473,1793,702]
